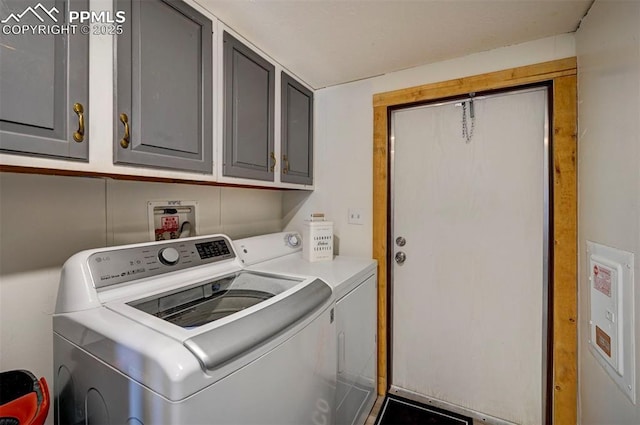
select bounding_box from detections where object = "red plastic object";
[0,370,50,425]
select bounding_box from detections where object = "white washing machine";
[234,232,378,425]
[53,234,336,425]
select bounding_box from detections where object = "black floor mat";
[374,394,473,425]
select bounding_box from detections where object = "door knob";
[395,236,406,247]
[395,251,406,264]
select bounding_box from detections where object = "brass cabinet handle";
[72,103,85,142]
[269,152,276,172]
[119,113,130,148]
[282,154,289,174]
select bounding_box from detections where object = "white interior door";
[390,88,548,425]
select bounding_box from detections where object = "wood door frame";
[372,58,577,424]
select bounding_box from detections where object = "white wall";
[0,172,283,424]
[576,1,640,424]
[283,34,576,257]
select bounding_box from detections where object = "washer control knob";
[159,247,180,266]
[286,233,300,248]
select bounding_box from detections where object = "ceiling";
[198,0,593,89]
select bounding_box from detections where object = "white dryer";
[234,232,378,425]
[53,234,336,425]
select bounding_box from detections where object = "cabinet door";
[0,0,89,160]
[223,32,275,181]
[115,0,212,173]
[281,72,313,185]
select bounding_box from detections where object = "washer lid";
[183,277,332,371]
[127,271,300,329]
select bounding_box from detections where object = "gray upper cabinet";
[115,0,212,173]
[0,0,89,160]
[281,72,313,185]
[223,31,275,181]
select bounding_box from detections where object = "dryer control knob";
[159,247,180,266]
[286,233,300,248]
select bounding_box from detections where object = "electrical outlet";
[348,208,364,225]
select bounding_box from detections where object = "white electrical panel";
[589,254,622,372]
[587,241,636,403]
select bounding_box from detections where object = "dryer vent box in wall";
[587,241,636,404]
[303,221,333,262]
[148,201,199,241]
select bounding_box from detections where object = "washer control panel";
[88,236,235,289]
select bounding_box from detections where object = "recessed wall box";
[587,241,635,403]
[147,201,199,241]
